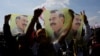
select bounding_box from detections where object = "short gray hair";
[16,15,28,19]
[50,10,65,19]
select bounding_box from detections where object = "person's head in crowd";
[95,28,100,43]
[68,9,75,20]
[16,15,28,32]
[49,10,65,33]
[72,14,82,31]
[36,29,48,44]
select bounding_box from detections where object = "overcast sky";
[0,0,100,31]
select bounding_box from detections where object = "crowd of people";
[0,8,100,56]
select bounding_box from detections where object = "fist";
[5,14,11,23]
[34,8,43,17]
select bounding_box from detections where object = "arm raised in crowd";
[25,8,43,37]
[82,11,92,41]
[3,14,13,38]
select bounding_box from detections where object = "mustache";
[75,23,81,25]
[50,23,56,26]
[23,24,27,26]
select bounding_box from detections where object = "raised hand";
[34,8,43,17]
[83,10,88,24]
[33,8,43,22]
[4,14,11,24]
[80,10,88,24]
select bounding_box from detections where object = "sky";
[0,0,100,31]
